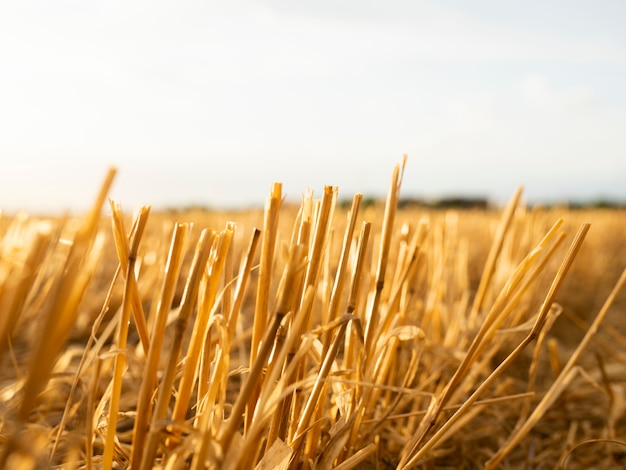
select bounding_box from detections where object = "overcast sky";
[1,0,625,213]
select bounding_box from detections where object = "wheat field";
[1,161,625,469]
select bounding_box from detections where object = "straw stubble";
[1,161,625,469]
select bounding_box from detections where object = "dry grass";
[1,160,626,469]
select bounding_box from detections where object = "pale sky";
[1,0,625,213]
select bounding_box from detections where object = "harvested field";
[1,162,625,469]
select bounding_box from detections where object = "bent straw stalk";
[486,256,626,468]
[399,223,590,469]
[103,204,151,470]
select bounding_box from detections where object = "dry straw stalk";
[0,160,625,469]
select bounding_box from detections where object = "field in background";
[0,165,625,469]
